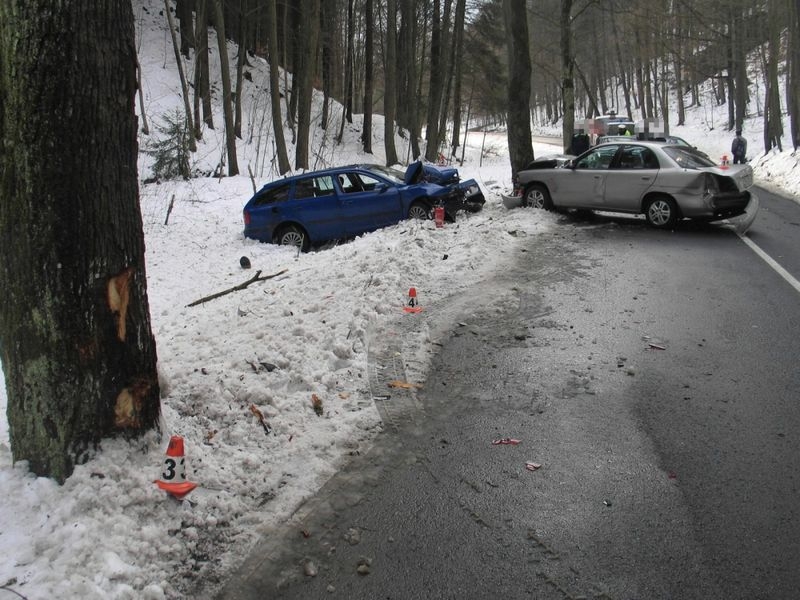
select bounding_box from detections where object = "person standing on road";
[732,129,748,164]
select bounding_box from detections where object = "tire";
[644,195,679,229]
[523,184,553,210]
[408,201,432,220]
[275,224,310,251]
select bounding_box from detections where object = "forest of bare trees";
[169,0,799,172]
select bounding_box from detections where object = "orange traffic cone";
[403,287,423,313]
[155,435,198,500]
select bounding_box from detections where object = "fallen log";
[187,268,288,307]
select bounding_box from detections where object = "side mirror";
[376,183,389,194]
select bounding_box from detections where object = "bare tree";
[560,0,575,152]
[213,0,240,175]
[504,0,534,176]
[0,1,160,482]
[165,0,197,152]
[787,0,800,149]
[267,0,291,174]
[384,0,400,165]
[295,0,321,170]
[362,0,374,153]
[424,0,445,161]
[763,0,783,151]
[193,0,214,134]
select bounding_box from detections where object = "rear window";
[252,182,291,206]
[294,175,335,199]
[663,146,716,169]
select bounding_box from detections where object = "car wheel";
[523,184,553,210]
[644,195,679,229]
[408,201,432,220]
[275,224,310,251]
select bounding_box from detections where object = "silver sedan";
[514,141,759,231]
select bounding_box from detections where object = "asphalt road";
[216,188,800,600]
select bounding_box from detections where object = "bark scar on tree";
[107,267,134,341]
[114,377,152,429]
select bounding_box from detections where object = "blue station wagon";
[243,162,484,250]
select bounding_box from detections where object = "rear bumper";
[710,190,752,219]
[724,192,759,234]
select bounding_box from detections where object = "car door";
[337,170,402,236]
[602,145,658,212]
[554,145,620,208]
[286,175,343,241]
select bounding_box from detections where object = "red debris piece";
[492,438,521,445]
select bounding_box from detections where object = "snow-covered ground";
[0,2,798,599]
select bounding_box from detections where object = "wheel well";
[272,222,308,243]
[524,181,549,193]
[642,192,682,218]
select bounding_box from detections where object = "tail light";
[243,209,251,226]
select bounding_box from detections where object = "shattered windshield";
[365,164,405,184]
[663,146,717,169]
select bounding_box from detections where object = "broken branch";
[187,269,288,307]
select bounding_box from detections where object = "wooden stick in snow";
[187,269,288,307]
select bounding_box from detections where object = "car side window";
[294,178,315,200]
[252,182,291,206]
[356,173,382,191]
[641,148,659,169]
[575,145,619,170]
[291,176,337,200]
[337,173,362,194]
[314,175,335,196]
[615,146,659,170]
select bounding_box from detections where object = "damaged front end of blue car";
[405,160,486,213]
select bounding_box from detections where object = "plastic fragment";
[525,462,542,471]
[492,438,521,445]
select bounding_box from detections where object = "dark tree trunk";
[295,0,320,170]
[764,0,783,152]
[288,3,301,130]
[435,0,454,153]
[400,0,420,160]
[0,1,160,482]
[424,0,443,161]
[176,0,195,58]
[560,0,575,152]
[214,0,239,175]
[384,0,399,165]
[267,0,290,174]
[234,0,246,139]
[194,0,214,131]
[320,0,333,130]
[344,0,355,124]
[336,0,354,145]
[504,0,534,177]
[450,0,466,156]
[732,10,749,132]
[165,0,197,152]
[790,0,800,149]
[362,0,374,153]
